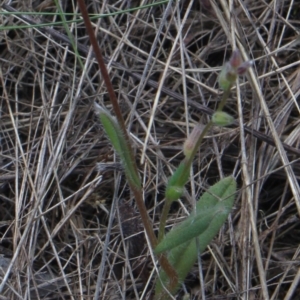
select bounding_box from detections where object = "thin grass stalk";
[76,0,178,293]
[76,0,156,248]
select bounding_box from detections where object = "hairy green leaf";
[165,162,189,201]
[155,177,236,298]
[155,177,236,254]
[95,103,141,187]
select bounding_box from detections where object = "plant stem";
[157,86,232,241]
[78,0,157,241]
[158,200,172,242]
[77,0,155,243]
[185,86,232,169]
[77,0,178,291]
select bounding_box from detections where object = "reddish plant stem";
[77,0,178,289]
[77,0,156,246]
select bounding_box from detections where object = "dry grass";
[0,0,300,299]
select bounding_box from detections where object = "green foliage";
[93,48,251,300]
[218,62,237,90]
[183,125,203,159]
[165,162,189,201]
[154,177,236,298]
[154,211,213,255]
[95,103,141,188]
[212,111,234,126]
[218,50,252,90]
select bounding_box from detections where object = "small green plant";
[77,0,252,290]
[154,177,236,298]
[92,48,252,298]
